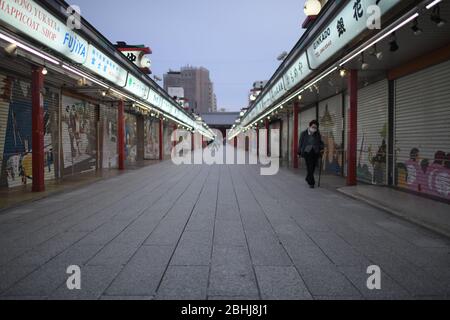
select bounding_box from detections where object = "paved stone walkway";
[0,161,449,300]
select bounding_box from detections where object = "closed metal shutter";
[144,117,160,160]
[61,94,98,177]
[395,60,450,201]
[0,73,11,187]
[319,94,344,175]
[0,73,60,188]
[44,86,60,181]
[298,106,317,168]
[357,80,388,185]
[100,103,118,169]
[270,120,281,158]
[125,112,137,163]
[163,122,174,158]
[281,115,289,160]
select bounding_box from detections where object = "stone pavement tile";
[208,296,260,300]
[49,265,123,300]
[0,265,37,294]
[145,218,188,246]
[77,221,130,246]
[305,231,371,267]
[208,265,259,298]
[214,219,247,247]
[285,244,334,267]
[244,232,292,267]
[297,265,362,298]
[212,246,252,269]
[105,245,174,296]
[108,223,158,246]
[87,242,140,266]
[337,266,412,300]
[185,215,215,232]
[255,266,312,300]
[50,243,104,267]
[358,246,448,297]
[215,206,241,222]
[274,223,317,247]
[8,231,89,267]
[314,296,364,300]
[2,260,69,297]
[423,266,450,295]
[156,266,209,300]
[0,246,30,266]
[290,213,332,232]
[100,295,154,300]
[170,230,214,266]
[171,244,212,267]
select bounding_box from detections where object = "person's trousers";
[304,152,319,186]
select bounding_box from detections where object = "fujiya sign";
[307,0,401,69]
[0,0,88,63]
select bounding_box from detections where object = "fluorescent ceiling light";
[109,88,137,101]
[340,12,419,66]
[426,0,442,9]
[62,64,109,89]
[0,32,60,65]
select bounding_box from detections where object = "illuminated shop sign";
[0,0,88,63]
[307,0,401,68]
[243,0,402,126]
[83,45,127,86]
[125,73,149,100]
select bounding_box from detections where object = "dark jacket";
[298,129,324,157]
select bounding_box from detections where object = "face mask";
[310,127,317,133]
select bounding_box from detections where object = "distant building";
[164,66,216,114]
[201,112,240,140]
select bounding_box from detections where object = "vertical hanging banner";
[0,0,88,63]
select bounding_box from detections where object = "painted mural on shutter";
[44,87,60,181]
[319,94,344,175]
[357,80,388,185]
[61,95,97,176]
[270,120,281,158]
[0,75,57,188]
[163,123,174,157]
[395,60,450,200]
[0,73,11,187]
[281,115,289,160]
[100,104,118,169]
[144,117,159,160]
[125,113,137,163]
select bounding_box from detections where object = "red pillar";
[117,100,125,170]
[31,66,45,192]
[293,102,300,169]
[265,119,270,156]
[159,119,164,161]
[191,132,195,151]
[347,69,358,186]
[234,137,237,148]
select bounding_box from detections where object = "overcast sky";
[73,0,306,111]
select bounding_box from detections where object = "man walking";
[298,120,324,188]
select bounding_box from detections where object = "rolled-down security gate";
[395,60,450,201]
